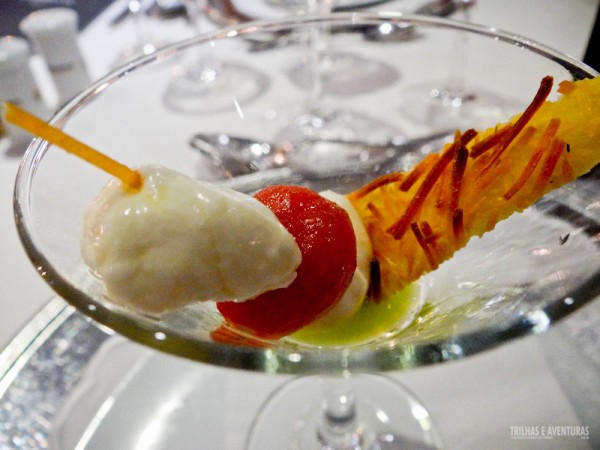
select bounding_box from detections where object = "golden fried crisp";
[348,76,600,297]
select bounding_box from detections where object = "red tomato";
[216,185,357,339]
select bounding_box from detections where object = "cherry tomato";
[217,185,356,339]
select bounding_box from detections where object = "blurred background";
[0,0,112,36]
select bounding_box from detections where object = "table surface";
[1,1,600,448]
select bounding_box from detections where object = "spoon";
[190,130,453,177]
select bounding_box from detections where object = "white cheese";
[309,190,373,327]
[81,165,302,314]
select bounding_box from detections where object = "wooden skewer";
[2,102,143,191]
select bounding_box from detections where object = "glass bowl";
[13,12,600,374]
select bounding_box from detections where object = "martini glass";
[13,13,600,449]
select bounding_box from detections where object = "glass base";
[398,82,521,131]
[288,51,399,97]
[246,374,443,450]
[270,106,404,176]
[163,61,269,114]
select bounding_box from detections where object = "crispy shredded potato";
[348,76,600,297]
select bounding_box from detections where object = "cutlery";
[189,130,452,177]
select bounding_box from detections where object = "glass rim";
[13,12,600,374]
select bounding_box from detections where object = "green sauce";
[291,284,421,346]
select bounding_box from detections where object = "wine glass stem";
[184,0,223,77]
[306,24,325,111]
[185,0,202,33]
[305,0,335,112]
[130,0,154,54]
[316,376,363,449]
[444,1,476,101]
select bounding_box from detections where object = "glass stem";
[306,23,325,112]
[130,0,154,55]
[444,0,476,102]
[304,0,334,113]
[184,0,222,78]
[316,376,363,449]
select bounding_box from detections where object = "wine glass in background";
[261,0,404,174]
[162,0,269,114]
[279,0,399,98]
[13,13,600,450]
[397,0,521,131]
[114,0,168,67]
